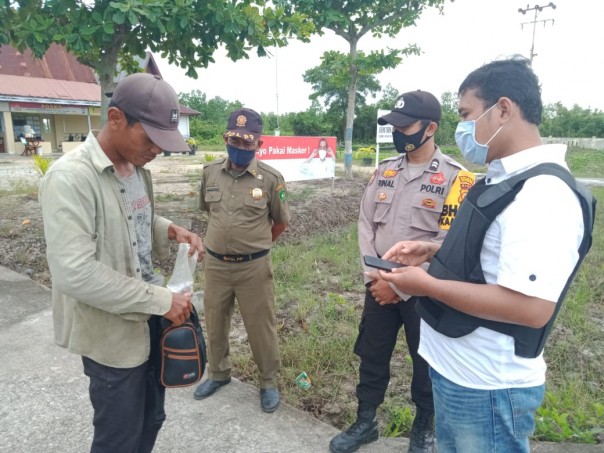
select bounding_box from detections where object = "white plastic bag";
[166,243,198,294]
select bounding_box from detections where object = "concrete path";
[0,266,602,453]
[0,265,406,453]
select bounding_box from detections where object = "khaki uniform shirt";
[358,147,475,288]
[200,158,290,253]
[39,132,173,368]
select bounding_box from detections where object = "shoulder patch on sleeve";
[276,184,287,202]
[438,170,476,230]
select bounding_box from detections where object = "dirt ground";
[2,155,603,440]
[0,155,372,428]
[0,156,370,284]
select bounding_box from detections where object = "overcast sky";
[155,0,604,114]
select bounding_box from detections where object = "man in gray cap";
[329,90,475,453]
[39,73,203,453]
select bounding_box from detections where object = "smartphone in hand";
[363,255,406,272]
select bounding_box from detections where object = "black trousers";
[82,316,166,453]
[354,289,433,413]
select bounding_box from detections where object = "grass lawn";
[193,143,603,442]
[263,183,604,443]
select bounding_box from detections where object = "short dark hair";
[108,100,138,126]
[458,55,542,125]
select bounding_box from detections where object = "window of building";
[13,114,41,140]
[42,117,52,133]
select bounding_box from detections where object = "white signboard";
[376,109,393,144]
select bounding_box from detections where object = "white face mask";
[455,103,503,165]
[318,149,327,160]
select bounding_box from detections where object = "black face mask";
[392,123,431,153]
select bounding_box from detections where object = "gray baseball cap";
[106,73,189,152]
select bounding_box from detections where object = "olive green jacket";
[39,132,173,368]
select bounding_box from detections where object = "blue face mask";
[226,143,256,167]
[454,104,503,165]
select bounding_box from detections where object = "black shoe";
[260,388,280,413]
[407,409,435,453]
[193,378,231,400]
[329,403,379,453]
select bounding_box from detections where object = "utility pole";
[518,2,556,65]
[274,44,280,136]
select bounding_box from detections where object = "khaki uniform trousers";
[203,253,280,388]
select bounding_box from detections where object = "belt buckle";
[223,255,244,263]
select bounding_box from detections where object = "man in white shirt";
[376,56,595,452]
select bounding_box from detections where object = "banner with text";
[256,136,337,182]
[10,101,90,115]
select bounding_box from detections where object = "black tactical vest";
[416,163,596,358]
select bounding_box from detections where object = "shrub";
[352,146,376,161]
[186,137,198,151]
[32,155,52,176]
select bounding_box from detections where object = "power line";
[518,2,557,65]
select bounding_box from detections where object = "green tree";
[541,103,604,138]
[261,112,292,136]
[286,107,334,137]
[436,91,459,146]
[343,84,401,146]
[0,0,313,122]
[303,50,386,141]
[353,104,379,143]
[274,0,449,177]
[304,50,383,113]
[179,90,242,145]
[376,83,400,110]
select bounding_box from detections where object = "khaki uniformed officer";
[330,91,475,453]
[193,108,290,413]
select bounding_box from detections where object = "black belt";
[206,248,269,263]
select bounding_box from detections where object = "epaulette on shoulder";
[379,155,402,166]
[441,153,466,170]
[204,157,226,168]
[257,160,284,178]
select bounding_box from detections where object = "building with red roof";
[0,44,199,155]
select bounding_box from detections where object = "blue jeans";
[429,368,544,453]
